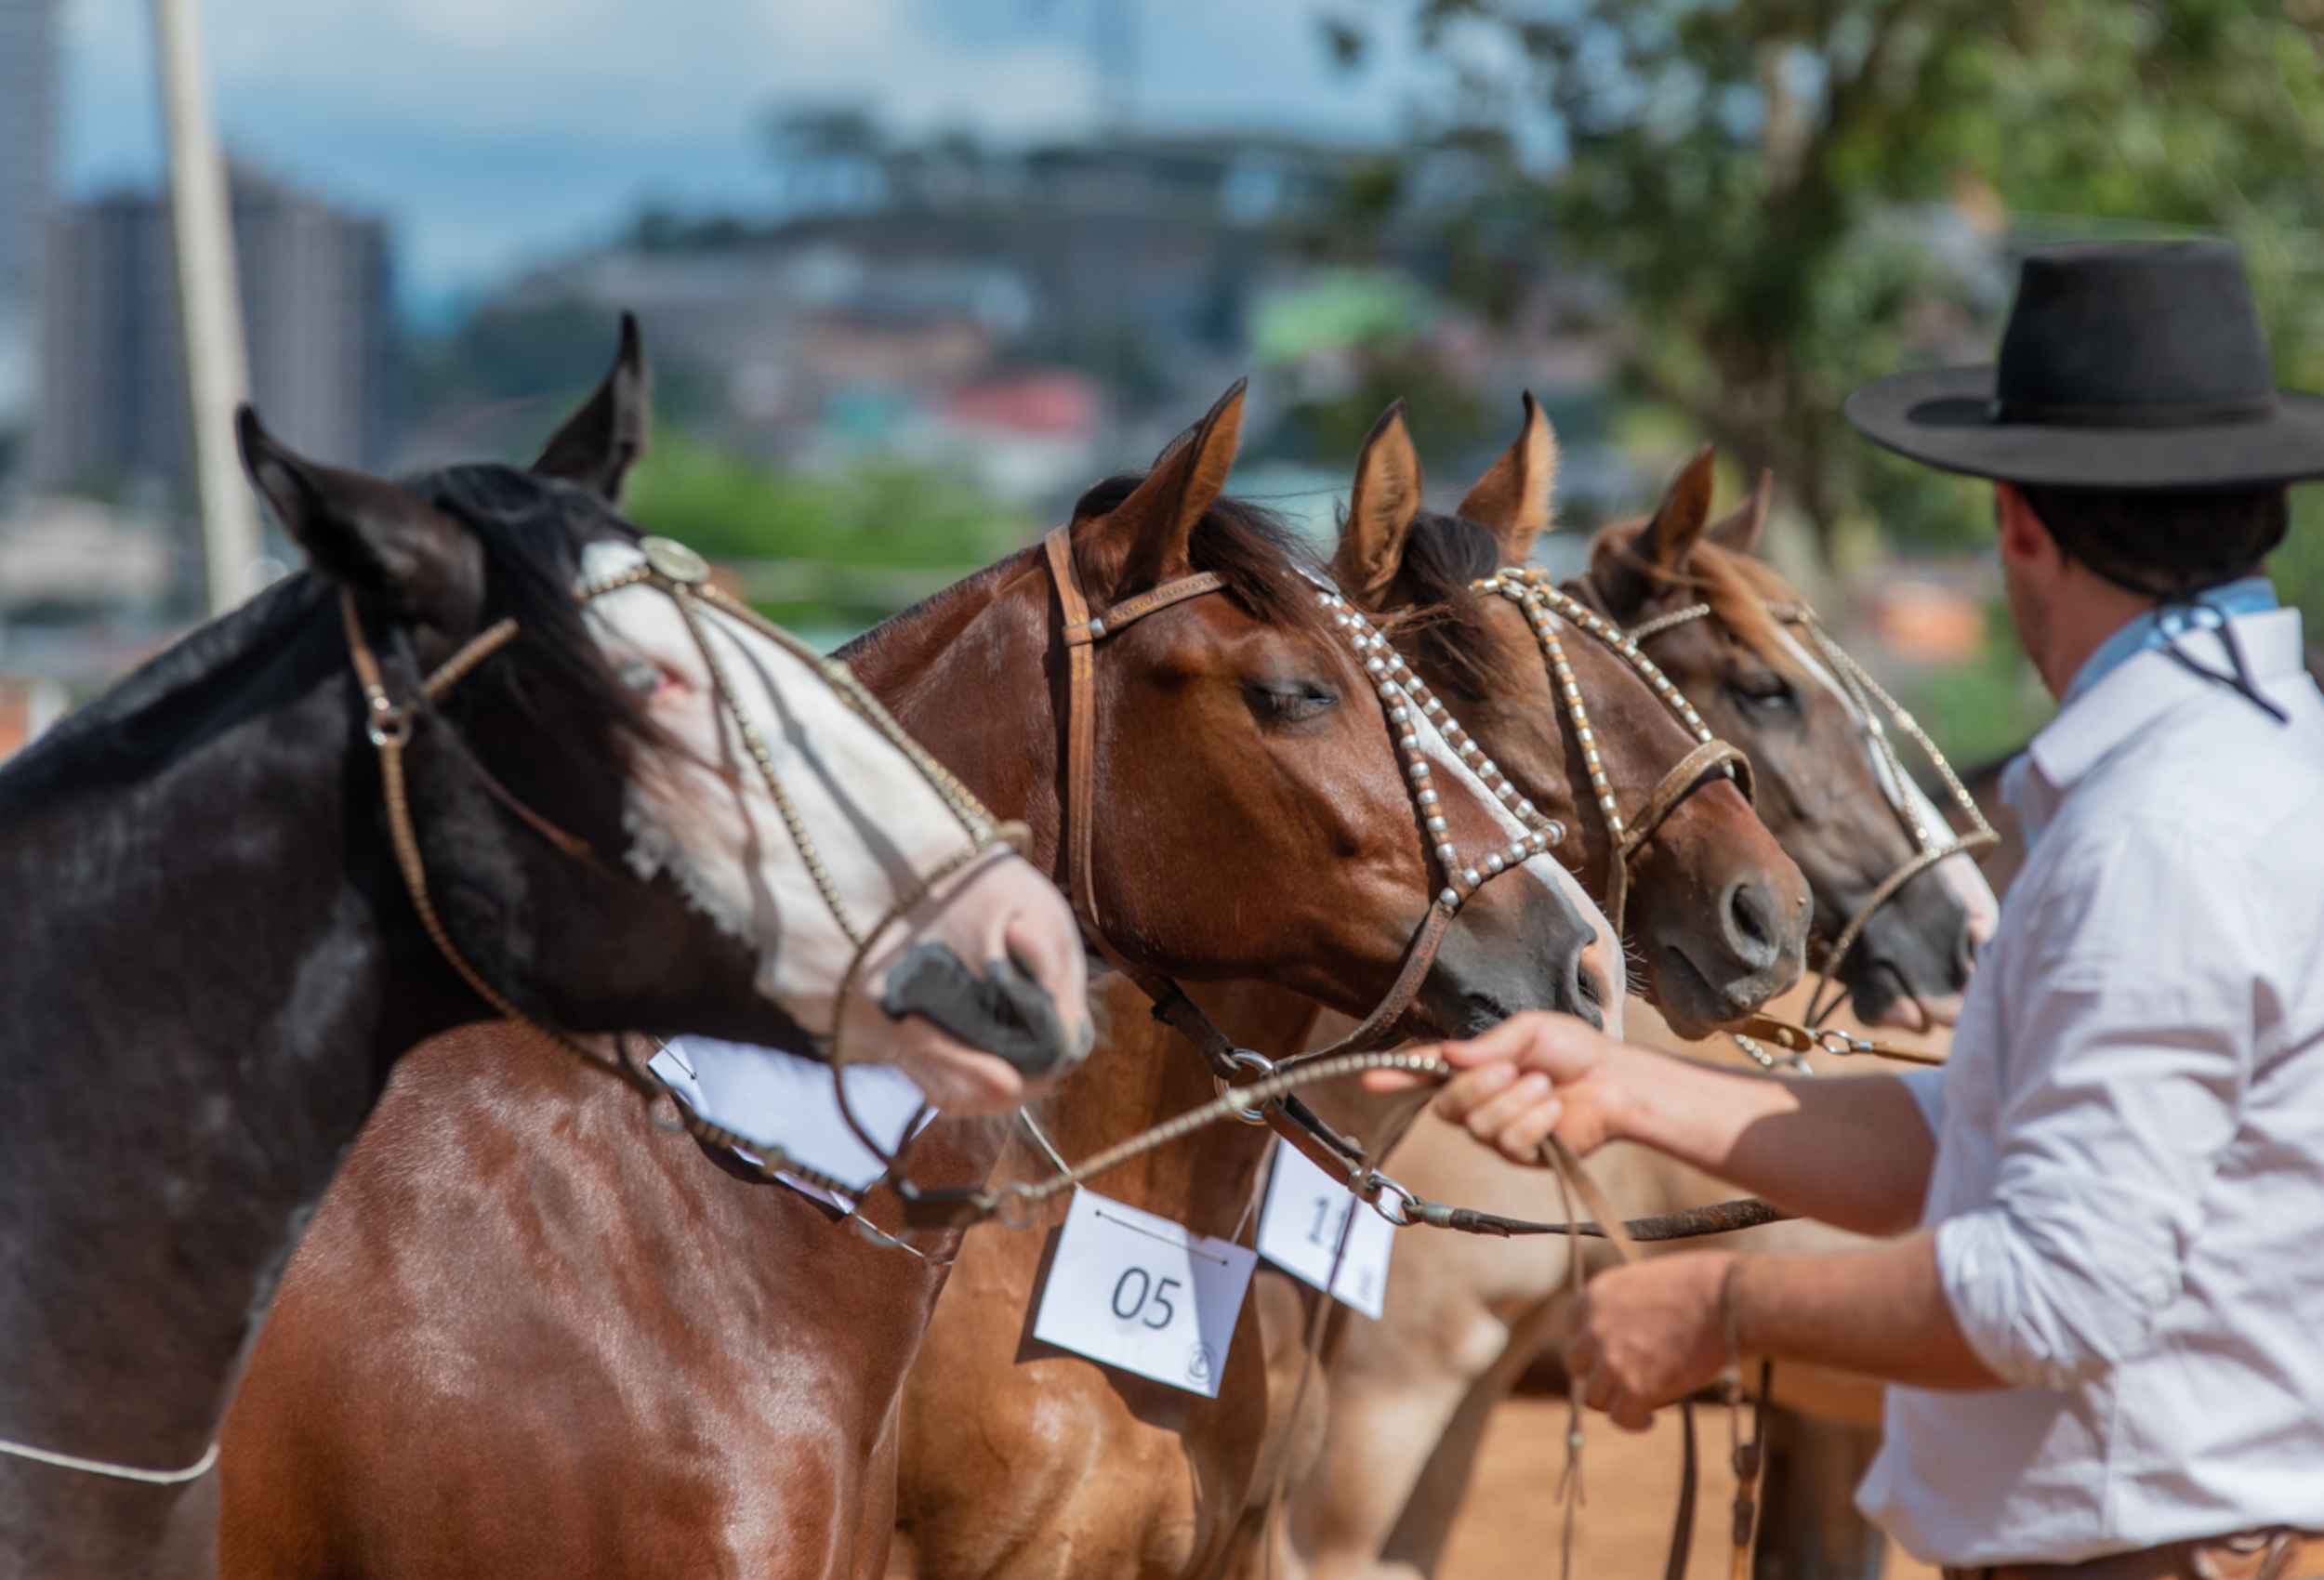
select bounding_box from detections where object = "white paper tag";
[1256,1137,1396,1320]
[648,1037,931,1205]
[1030,1189,1258,1396]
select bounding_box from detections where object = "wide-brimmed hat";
[1846,240,2324,489]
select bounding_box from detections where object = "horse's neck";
[0,664,450,1489]
[847,555,1065,866]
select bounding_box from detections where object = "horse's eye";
[1726,671,1796,714]
[614,654,664,697]
[1251,681,1339,724]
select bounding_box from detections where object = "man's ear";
[239,406,483,638]
[1457,390,1559,565]
[532,312,652,505]
[1333,401,1423,608]
[1080,379,1246,598]
[1595,441,1716,616]
[1704,467,1772,557]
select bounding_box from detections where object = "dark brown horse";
[1,326,1087,1579]
[215,380,1619,1579]
[885,400,1810,1580]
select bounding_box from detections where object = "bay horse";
[214,378,1622,1580]
[885,401,1810,1580]
[0,319,1089,1580]
[1263,442,2003,1580]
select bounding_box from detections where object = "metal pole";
[152,0,261,618]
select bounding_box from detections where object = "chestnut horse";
[214,379,1619,1579]
[0,328,1087,1578]
[884,401,1810,1580]
[1263,444,2002,1580]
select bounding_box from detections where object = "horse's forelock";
[1591,518,1809,682]
[1382,512,1538,700]
[406,462,662,754]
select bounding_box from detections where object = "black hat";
[1846,241,2324,488]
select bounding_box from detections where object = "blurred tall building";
[0,0,59,433]
[32,167,396,495]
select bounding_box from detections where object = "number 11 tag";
[1255,1138,1397,1319]
[1030,1189,1258,1397]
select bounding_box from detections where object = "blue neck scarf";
[2005,576,2281,853]
[2058,575,2279,707]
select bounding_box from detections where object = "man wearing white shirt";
[1405,242,2324,1580]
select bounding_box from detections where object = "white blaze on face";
[578,541,1088,1113]
[1406,687,1624,1041]
[1773,626,2000,979]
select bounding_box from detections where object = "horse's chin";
[886,1033,1058,1117]
[1864,991,1965,1033]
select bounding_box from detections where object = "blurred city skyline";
[57,0,1450,309]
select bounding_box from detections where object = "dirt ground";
[1440,1397,1939,1580]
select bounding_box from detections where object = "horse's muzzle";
[879,941,1095,1078]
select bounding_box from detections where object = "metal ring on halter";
[1216,1047,1277,1125]
[1367,1171,1422,1227]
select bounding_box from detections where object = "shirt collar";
[2057,576,2280,706]
[2015,603,2305,823]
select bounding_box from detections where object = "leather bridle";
[1473,568,1756,938]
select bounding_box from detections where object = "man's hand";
[1564,1252,1735,1430]
[1367,1011,1634,1163]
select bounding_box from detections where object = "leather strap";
[1043,522,1226,950]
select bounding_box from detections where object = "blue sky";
[59,0,1446,309]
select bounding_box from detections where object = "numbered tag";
[1031,1189,1257,1397]
[1256,1137,1396,1320]
[648,1036,930,1205]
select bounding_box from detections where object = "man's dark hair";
[2020,484,2289,599]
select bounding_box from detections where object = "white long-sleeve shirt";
[1856,607,2324,1567]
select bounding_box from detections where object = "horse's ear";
[1457,389,1559,565]
[532,312,651,504]
[1333,402,1423,608]
[239,406,482,637]
[1705,467,1772,557]
[1596,441,1716,616]
[1088,379,1246,593]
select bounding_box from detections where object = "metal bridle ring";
[1367,1171,1421,1226]
[1217,1048,1277,1125]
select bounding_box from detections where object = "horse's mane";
[1588,520,1810,678]
[1380,512,1538,699]
[1068,473,1333,639]
[0,463,654,811]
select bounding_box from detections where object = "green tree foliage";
[621,437,1033,632]
[1392,0,2324,563]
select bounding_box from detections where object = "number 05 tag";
[1031,1189,1257,1397]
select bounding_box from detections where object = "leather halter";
[1037,522,1558,1177]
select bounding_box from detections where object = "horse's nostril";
[879,942,1085,1076]
[1723,880,1782,968]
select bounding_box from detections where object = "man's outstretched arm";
[1377,1010,1938,1236]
